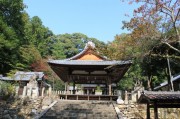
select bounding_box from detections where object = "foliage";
[0,0,25,74]
[96,85,102,91]
[53,79,65,91]
[0,81,15,100]
[126,1,179,32]
[123,0,180,52]
[114,0,180,90]
[24,16,54,57]
[117,74,134,91]
[46,79,65,91]
[0,0,109,91]
[52,33,106,59]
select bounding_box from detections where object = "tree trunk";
[147,75,152,91]
[173,22,180,43]
[167,57,174,91]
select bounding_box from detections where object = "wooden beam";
[150,103,180,108]
[70,74,108,76]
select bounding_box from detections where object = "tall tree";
[24,16,53,57]
[0,0,25,75]
[121,0,180,90]
[123,0,180,52]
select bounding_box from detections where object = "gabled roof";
[0,71,44,81]
[13,71,44,81]
[48,60,131,66]
[0,76,13,81]
[48,41,132,66]
[138,91,180,104]
[67,41,107,61]
[48,42,132,83]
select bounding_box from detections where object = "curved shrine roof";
[48,42,132,83]
[48,60,131,66]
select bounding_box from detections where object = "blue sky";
[23,0,139,43]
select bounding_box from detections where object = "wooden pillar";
[73,81,75,94]
[108,77,112,95]
[66,82,69,94]
[65,82,67,93]
[147,102,150,119]
[105,84,108,95]
[154,101,158,119]
[87,89,89,95]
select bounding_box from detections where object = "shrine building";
[48,42,131,100]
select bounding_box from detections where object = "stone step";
[41,100,118,119]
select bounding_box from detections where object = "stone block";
[42,97,52,106]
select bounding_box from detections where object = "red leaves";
[31,59,49,72]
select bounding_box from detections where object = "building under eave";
[48,41,132,96]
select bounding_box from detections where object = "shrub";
[0,81,15,100]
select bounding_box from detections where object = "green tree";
[0,0,25,75]
[52,33,106,59]
[23,16,53,57]
[51,40,66,59]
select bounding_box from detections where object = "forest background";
[0,0,179,91]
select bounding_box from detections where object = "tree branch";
[175,8,180,22]
[150,53,180,59]
[162,4,173,13]
[160,9,173,20]
[162,42,180,53]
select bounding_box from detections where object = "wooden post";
[108,77,112,95]
[65,82,67,94]
[73,81,75,94]
[105,84,108,95]
[87,89,89,95]
[154,101,158,119]
[147,102,150,119]
[67,82,69,94]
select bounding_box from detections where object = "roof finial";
[85,41,95,49]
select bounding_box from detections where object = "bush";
[0,81,15,100]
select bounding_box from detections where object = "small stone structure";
[0,71,51,98]
[131,86,144,102]
[22,75,39,98]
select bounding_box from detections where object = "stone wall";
[0,95,58,119]
[118,102,180,119]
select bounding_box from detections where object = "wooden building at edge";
[48,42,132,96]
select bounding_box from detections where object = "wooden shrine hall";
[48,41,131,100]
